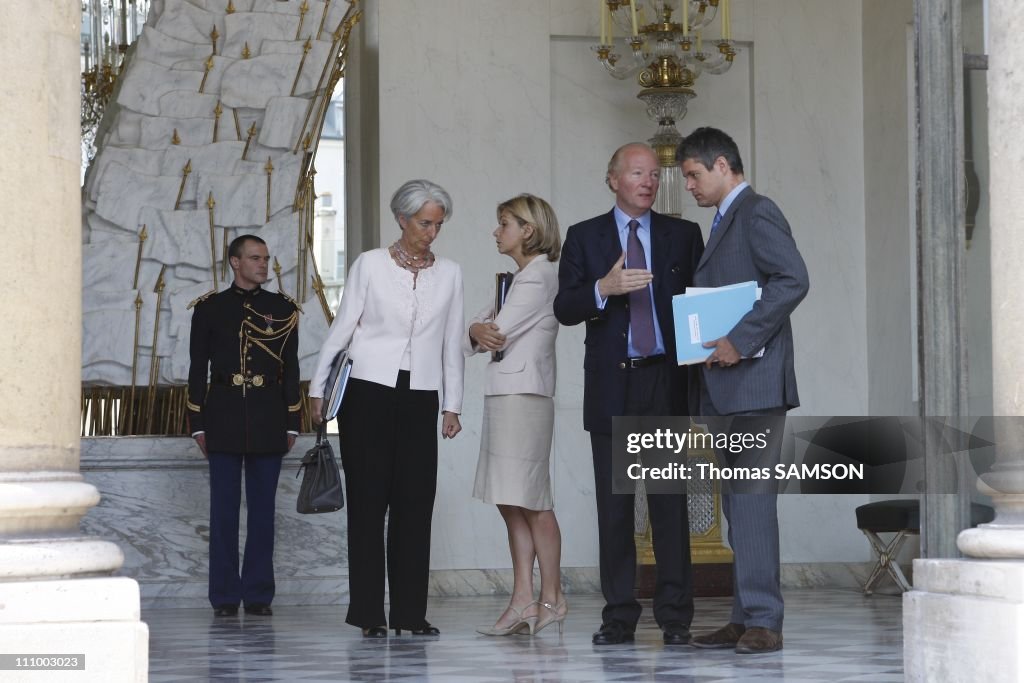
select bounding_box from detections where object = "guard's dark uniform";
[187,282,301,610]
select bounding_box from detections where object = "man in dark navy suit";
[554,143,704,645]
[187,234,301,618]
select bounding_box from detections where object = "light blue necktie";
[711,211,723,234]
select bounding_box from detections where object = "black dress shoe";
[243,604,273,616]
[392,621,440,636]
[213,605,238,617]
[592,621,634,645]
[662,621,692,645]
[361,626,388,638]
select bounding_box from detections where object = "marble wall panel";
[154,0,225,46]
[259,96,310,149]
[96,163,180,231]
[139,114,216,150]
[82,290,159,372]
[117,60,205,117]
[88,148,165,202]
[156,91,223,120]
[137,25,211,66]
[138,207,221,269]
[222,13,300,57]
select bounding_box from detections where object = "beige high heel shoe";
[534,599,568,634]
[475,603,538,636]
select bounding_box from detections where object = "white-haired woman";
[310,179,464,639]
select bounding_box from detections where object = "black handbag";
[296,424,344,514]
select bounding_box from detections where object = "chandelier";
[592,0,738,216]
[81,0,152,163]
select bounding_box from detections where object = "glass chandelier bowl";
[593,0,738,89]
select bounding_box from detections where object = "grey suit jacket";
[693,186,809,414]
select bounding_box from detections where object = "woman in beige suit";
[466,194,566,636]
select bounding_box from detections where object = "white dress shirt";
[309,247,465,414]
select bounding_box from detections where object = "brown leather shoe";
[735,627,783,654]
[691,622,745,649]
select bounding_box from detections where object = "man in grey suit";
[677,127,809,654]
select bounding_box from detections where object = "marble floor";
[147,589,904,682]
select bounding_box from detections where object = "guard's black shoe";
[243,604,273,616]
[361,626,388,638]
[213,605,238,617]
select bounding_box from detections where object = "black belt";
[620,354,666,369]
[211,373,280,387]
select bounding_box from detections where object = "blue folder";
[671,281,759,365]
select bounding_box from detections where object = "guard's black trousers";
[208,451,283,608]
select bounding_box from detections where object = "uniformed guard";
[187,234,301,617]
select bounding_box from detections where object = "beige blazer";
[465,254,558,397]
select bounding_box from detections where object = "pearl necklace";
[390,240,435,274]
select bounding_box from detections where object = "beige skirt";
[473,394,554,511]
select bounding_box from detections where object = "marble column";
[905,1,1024,680]
[0,2,148,681]
[957,0,1024,560]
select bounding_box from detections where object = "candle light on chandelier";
[591,0,740,216]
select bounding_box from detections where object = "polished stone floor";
[146,589,904,682]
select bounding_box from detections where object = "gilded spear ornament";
[265,158,274,222]
[306,205,326,312]
[172,128,181,145]
[302,171,317,299]
[241,42,251,59]
[296,190,305,296]
[213,101,223,143]
[242,122,257,160]
[297,8,361,157]
[221,226,231,280]
[174,159,192,210]
[133,224,148,288]
[273,257,285,296]
[296,0,310,40]
[128,292,143,433]
[207,192,219,288]
[145,266,167,434]
[294,139,314,207]
[311,274,333,324]
[199,55,214,93]
[291,37,313,97]
[226,0,235,14]
[317,0,332,40]
[293,26,340,153]
[210,25,220,55]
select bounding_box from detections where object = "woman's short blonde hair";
[496,194,561,262]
